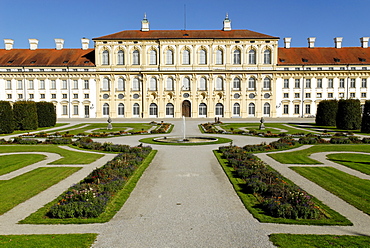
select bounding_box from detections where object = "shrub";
[336,99,361,130]
[13,101,38,130]
[36,102,56,127]
[361,100,370,133]
[0,101,14,134]
[315,100,338,126]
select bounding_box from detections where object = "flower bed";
[219,145,321,219]
[47,142,152,219]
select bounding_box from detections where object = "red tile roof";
[94,29,278,40]
[278,47,370,65]
[0,49,95,67]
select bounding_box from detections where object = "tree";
[13,101,38,130]
[0,101,14,134]
[315,100,338,126]
[36,102,56,127]
[336,99,361,130]
[361,100,370,133]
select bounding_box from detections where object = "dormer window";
[279,58,285,62]
[302,58,308,62]
[7,60,13,63]
[63,60,69,64]
[30,61,36,64]
[359,58,366,62]
[334,58,341,62]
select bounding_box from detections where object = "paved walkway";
[0,118,370,247]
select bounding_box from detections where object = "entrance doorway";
[182,100,191,117]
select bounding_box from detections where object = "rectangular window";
[18,94,23,99]
[317,93,322,98]
[28,80,34,89]
[339,79,344,88]
[84,80,89,89]
[73,105,78,115]
[362,78,367,88]
[7,94,12,99]
[305,93,311,98]
[305,79,311,88]
[51,94,56,99]
[328,93,333,98]
[317,79,322,88]
[62,105,68,115]
[62,94,67,99]
[17,80,23,90]
[39,80,45,89]
[84,94,89,98]
[73,80,78,89]
[339,93,344,98]
[328,79,334,88]
[283,79,289,88]
[305,104,311,114]
[40,93,45,99]
[295,93,300,98]
[283,93,289,98]
[294,105,300,114]
[51,80,56,89]
[62,80,67,89]
[6,80,11,89]
[73,94,78,99]
[350,78,356,88]
[361,92,367,98]
[350,93,356,98]
[294,79,300,88]
[283,105,289,114]
[29,94,34,99]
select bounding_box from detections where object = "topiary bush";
[13,101,38,130]
[315,100,338,126]
[336,99,361,130]
[0,101,14,134]
[361,100,370,133]
[36,102,56,127]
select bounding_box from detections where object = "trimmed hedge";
[336,99,361,130]
[361,100,370,133]
[36,102,56,127]
[0,101,14,134]
[315,100,338,126]
[13,101,38,130]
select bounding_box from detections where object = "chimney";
[360,37,369,48]
[81,38,89,50]
[334,37,343,48]
[141,13,149,32]
[284,37,291,48]
[223,13,232,31]
[54,38,64,50]
[308,37,316,48]
[4,39,14,50]
[29,39,39,50]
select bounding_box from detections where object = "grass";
[218,123,312,135]
[268,144,370,164]
[269,234,370,248]
[291,123,370,136]
[0,145,103,164]
[20,150,157,224]
[213,150,351,225]
[0,123,68,137]
[0,154,46,176]
[139,136,232,146]
[327,153,370,175]
[52,123,155,135]
[0,167,80,215]
[0,234,97,248]
[291,166,370,215]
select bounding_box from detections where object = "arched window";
[133,103,140,117]
[102,78,110,91]
[183,49,190,65]
[215,103,224,117]
[216,49,223,64]
[199,77,207,90]
[117,50,124,65]
[133,50,140,65]
[150,50,157,65]
[233,49,241,64]
[233,103,240,116]
[149,103,158,116]
[149,77,157,91]
[166,77,174,91]
[264,103,270,116]
[215,77,223,91]
[166,49,173,65]
[248,103,255,116]
[166,103,174,117]
[233,78,241,90]
[248,77,256,90]
[264,49,271,64]
[183,77,190,90]
[117,78,125,91]
[248,49,256,64]
[264,78,271,90]
[103,103,109,116]
[132,78,140,91]
[199,103,207,116]
[102,50,109,65]
[118,103,124,116]
[199,49,207,64]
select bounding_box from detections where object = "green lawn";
[53,123,155,135]
[21,150,157,224]
[218,123,312,135]
[0,145,103,164]
[291,123,370,136]
[0,167,80,215]
[213,150,351,225]
[0,154,46,175]
[140,137,232,146]
[327,153,370,175]
[0,234,97,248]
[269,144,370,164]
[269,234,370,248]
[291,166,370,215]
[0,123,68,137]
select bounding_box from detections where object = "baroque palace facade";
[1,16,370,119]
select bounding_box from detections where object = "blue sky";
[1,0,369,49]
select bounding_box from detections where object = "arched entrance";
[182,100,191,117]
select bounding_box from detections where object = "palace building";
[1,16,369,118]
